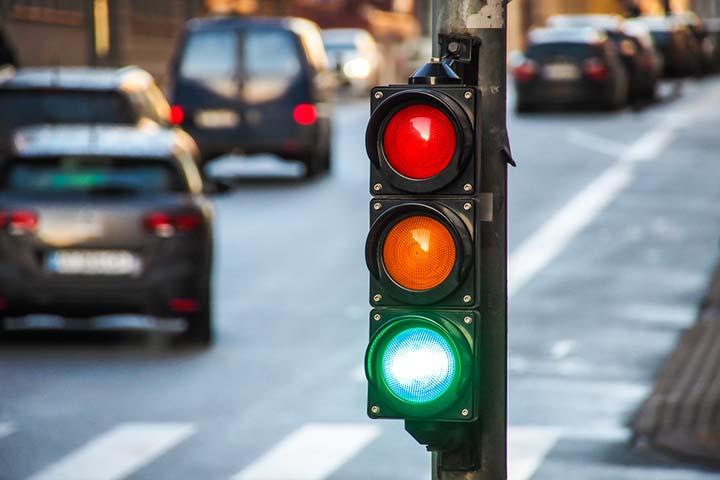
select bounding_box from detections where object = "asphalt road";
[2,78,720,480]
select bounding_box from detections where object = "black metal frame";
[367,86,479,195]
[366,309,478,422]
[367,201,475,307]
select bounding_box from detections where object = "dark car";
[0,125,214,345]
[705,18,720,72]
[513,28,628,112]
[548,14,657,100]
[635,16,702,78]
[168,16,334,178]
[0,67,173,151]
[672,12,716,74]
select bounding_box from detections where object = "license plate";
[543,64,580,81]
[47,250,142,276]
[195,110,240,129]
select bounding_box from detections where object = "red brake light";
[293,104,318,126]
[382,104,457,180]
[1,210,38,234]
[170,105,185,126]
[170,298,200,314]
[143,212,203,237]
[513,60,538,82]
[174,213,203,232]
[584,59,609,81]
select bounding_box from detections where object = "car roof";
[12,125,197,160]
[529,27,608,46]
[187,15,317,35]
[636,15,681,31]
[0,67,155,92]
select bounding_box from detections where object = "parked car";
[705,18,720,72]
[622,20,664,99]
[0,125,214,345]
[322,28,381,93]
[169,16,334,178]
[547,14,656,100]
[0,67,173,152]
[513,28,628,112]
[672,12,716,74]
[634,16,702,77]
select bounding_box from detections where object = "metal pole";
[432,1,509,480]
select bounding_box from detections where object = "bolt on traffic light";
[364,69,485,448]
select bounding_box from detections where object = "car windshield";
[527,43,601,60]
[0,90,135,131]
[1,156,185,195]
[323,41,357,53]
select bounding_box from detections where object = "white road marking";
[621,303,696,327]
[27,423,196,480]
[565,129,625,157]
[508,162,633,298]
[231,423,380,480]
[0,422,15,439]
[509,122,678,298]
[549,340,576,359]
[508,427,561,480]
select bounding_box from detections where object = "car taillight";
[169,105,185,126]
[513,60,538,82]
[143,212,203,237]
[170,298,200,314]
[584,59,609,81]
[293,103,318,126]
[0,210,38,235]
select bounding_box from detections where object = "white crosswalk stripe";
[509,427,561,480]
[26,423,196,480]
[231,423,380,480]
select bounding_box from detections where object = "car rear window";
[527,43,603,60]
[244,28,302,103]
[1,157,186,195]
[0,90,135,130]
[179,29,239,97]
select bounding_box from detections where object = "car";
[513,28,628,112]
[634,16,702,78]
[547,14,656,100]
[0,67,173,152]
[0,125,214,345]
[322,28,381,93]
[671,12,716,74]
[705,18,720,72]
[168,16,334,178]
[622,20,664,99]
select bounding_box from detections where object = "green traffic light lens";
[380,327,458,404]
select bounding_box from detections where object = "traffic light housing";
[365,78,487,450]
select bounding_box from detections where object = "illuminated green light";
[380,327,457,404]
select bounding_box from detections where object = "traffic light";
[364,63,486,449]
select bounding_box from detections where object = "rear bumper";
[516,80,616,107]
[185,119,326,162]
[0,261,207,318]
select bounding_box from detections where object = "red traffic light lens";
[382,104,457,180]
[382,216,457,291]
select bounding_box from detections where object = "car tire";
[178,278,213,347]
[305,126,332,179]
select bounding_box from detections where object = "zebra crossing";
[2,421,568,480]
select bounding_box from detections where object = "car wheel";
[305,126,332,179]
[178,278,213,347]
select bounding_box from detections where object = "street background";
[2,1,720,479]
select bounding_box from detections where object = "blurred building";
[0,0,204,82]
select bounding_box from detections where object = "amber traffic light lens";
[382,216,457,291]
[382,104,457,180]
